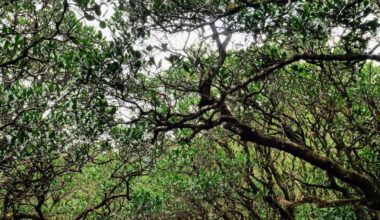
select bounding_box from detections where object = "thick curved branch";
[278,197,364,208]
[219,112,380,210]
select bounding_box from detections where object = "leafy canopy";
[1,0,380,219]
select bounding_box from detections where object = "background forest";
[1,0,380,219]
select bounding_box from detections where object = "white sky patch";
[42,109,51,119]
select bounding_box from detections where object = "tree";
[109,0,380,218]
[0,1,155,218]
[1,0,380,219]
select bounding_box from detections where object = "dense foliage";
[1,0,380,219]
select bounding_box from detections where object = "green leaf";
[183,63,190,72]
[99,21,106,29]
[153,0,162,9]
[94,4,101,16]
[75,0,90,7]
